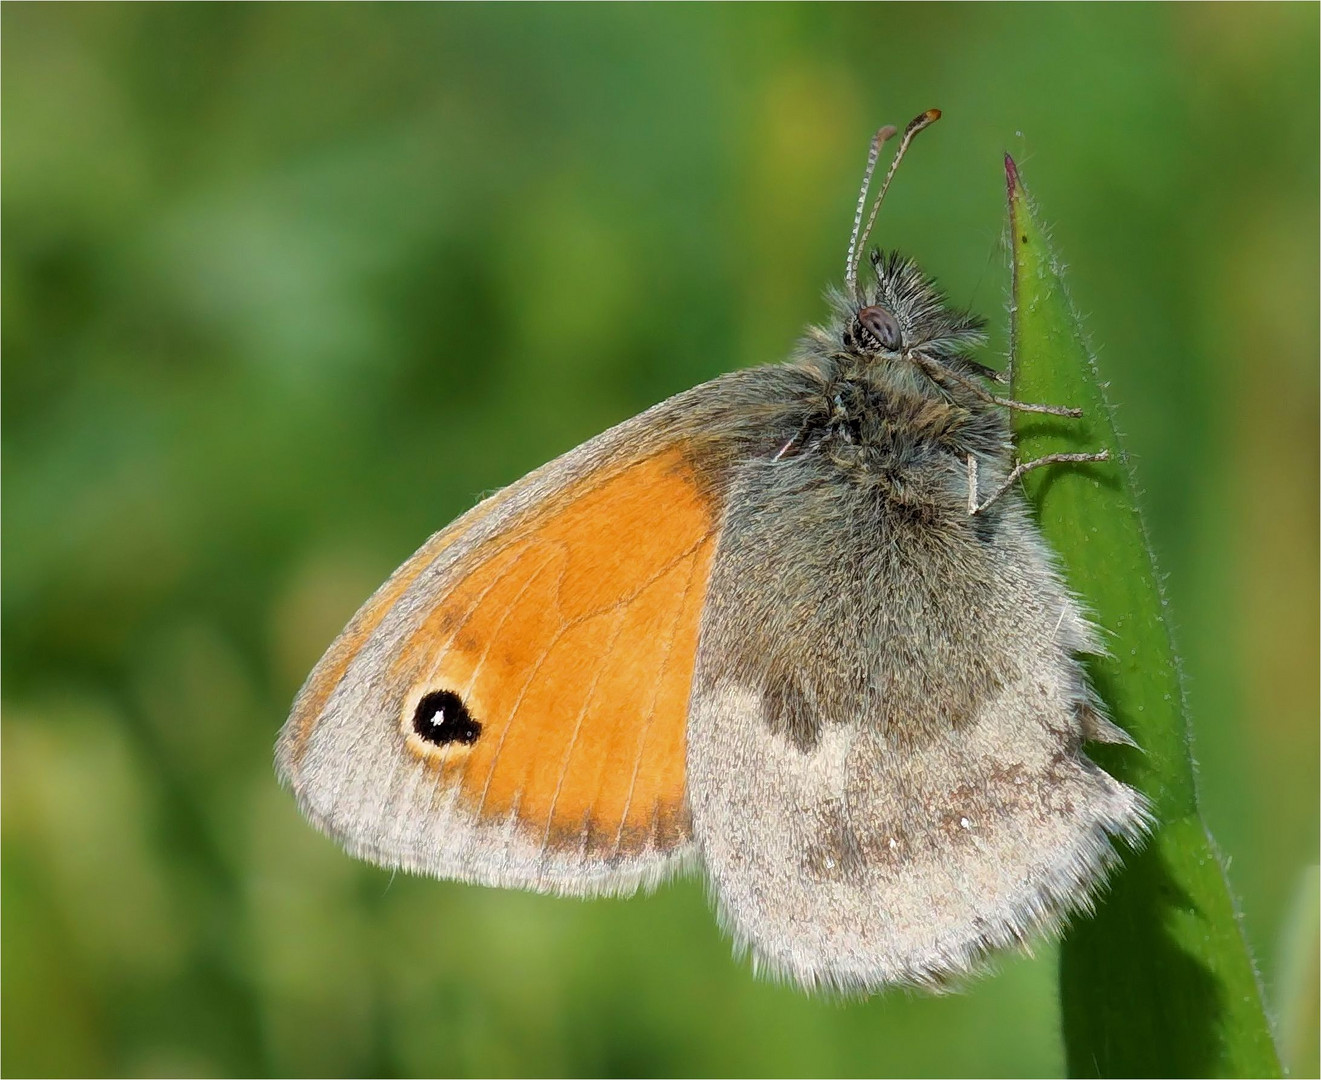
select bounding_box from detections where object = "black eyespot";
[857,304,903,350]
[412,690,482,746]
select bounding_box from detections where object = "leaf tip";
[1004,152,1021,198]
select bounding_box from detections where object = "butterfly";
[275,109,1148,993]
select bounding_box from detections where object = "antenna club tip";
[904,108,942,136]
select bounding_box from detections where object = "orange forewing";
[389,448,718,858]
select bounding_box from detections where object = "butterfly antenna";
[851,108,942,295]
[845,124,897,300]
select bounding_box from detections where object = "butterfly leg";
[967,450,1110,516]
[912,353,1082,417]
[983,392,1082,417]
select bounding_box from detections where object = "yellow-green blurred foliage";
[4,5,1317,1077]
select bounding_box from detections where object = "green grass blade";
[1004,155,1282,1079]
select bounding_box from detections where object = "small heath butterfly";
[276,110,1148,992]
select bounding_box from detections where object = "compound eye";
[857,304,903,350]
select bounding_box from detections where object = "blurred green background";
[4,4,1317,1077]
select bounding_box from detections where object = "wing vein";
[434,542,564,821]
[534,604,633,869]
[471,543,574,821]
[611,536,708,857]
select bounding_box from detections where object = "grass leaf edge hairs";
[1003,154,1282,1079]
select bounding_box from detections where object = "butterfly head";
[849,301,904,353]
[835,249,986,369]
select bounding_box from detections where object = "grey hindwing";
[686,448,1149,993]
